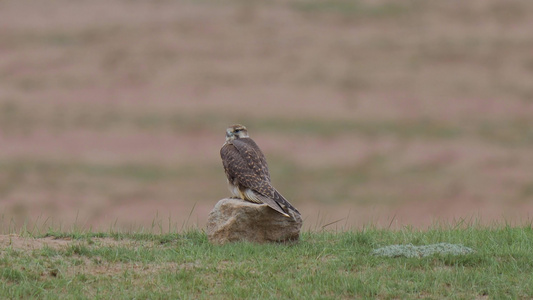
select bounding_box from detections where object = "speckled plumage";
[220,124,300,217]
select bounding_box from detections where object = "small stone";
[206,198,302,245]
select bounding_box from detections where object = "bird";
[220,124,300,218]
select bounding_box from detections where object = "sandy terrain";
[1,0,532,232]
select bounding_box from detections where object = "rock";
[206,198,302,245]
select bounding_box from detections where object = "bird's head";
[226,124,249,141]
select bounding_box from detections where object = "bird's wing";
[230,139,300,216]
[272,189,300,215]
[231,138,271,183]
[232,138,271,181]
[254,192,291,217]
[220,143,242,183]
[220,141,270,191]
[253,189,301,217]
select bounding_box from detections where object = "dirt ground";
[1,0,533,232]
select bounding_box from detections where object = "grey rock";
[206,198,302,245]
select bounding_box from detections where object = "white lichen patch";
[372,243,474,258]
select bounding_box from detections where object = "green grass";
[1,225,532,299]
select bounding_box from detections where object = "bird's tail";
[273,190,300,216]
[255,193,291,217]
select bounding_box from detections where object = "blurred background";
[1,0,532,232]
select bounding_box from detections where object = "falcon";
[220,124,300,218]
